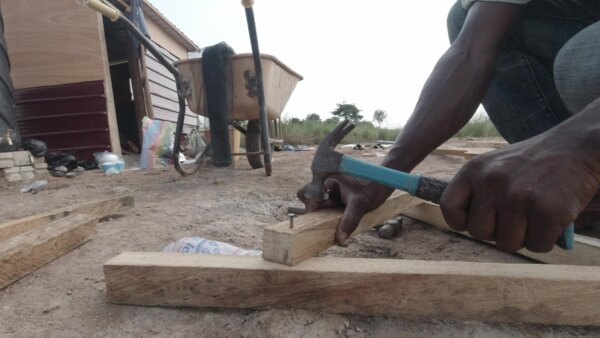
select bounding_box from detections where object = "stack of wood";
[0,195,133,290]
[0,151,47,183]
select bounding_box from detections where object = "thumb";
[335,195,368,246]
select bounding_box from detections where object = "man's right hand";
[297,176,393,245]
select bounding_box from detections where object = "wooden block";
[0,159,14,169]
[465,140,507,148]
[12,151,33,166]
[104,252,600,326]
[431,146,493,159]
[0,213,96,289]
[263,192,420,266]
[0,195,134,242]
[403,202,600,266]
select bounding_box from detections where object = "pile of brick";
[0,151,48,183]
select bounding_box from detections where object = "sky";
[148,0,458,128]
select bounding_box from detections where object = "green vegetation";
[281,117,400,145]
[330,102,363,122]
[454,113,501,138]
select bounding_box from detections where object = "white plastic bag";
[164,237,261,256]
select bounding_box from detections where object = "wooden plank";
[431,146,493,159]
[404,202,600,266]
[104,252,600,326]
[465,140,507,148]
[0,195,134,242]
[262,192,421,266]
[1,213,97,289]
[2,0,106,89]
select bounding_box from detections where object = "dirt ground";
[0,141,599,337]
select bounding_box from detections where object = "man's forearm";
[381,45,498,172]
[381,2,524,173]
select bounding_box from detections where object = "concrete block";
[0,159,14,169]
[4,173,21,183]
[35,169,49,176]
[13,151,34,166]
[19,166,34,173]
[21,172,35,181]
[0,152,13,159]
[2,167,20,175]
[34,163,48,169]
[33,156,46,164]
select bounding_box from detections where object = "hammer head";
[304,120,355,201]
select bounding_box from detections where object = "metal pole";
[242,0,272,176]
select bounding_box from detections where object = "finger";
[466,194,496,241]
[440,169,472,231]
[335,195,368,246]
[495,207,527,253]
[525,212,564,253]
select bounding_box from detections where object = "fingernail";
[336,230,349,247]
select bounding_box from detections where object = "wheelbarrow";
[78,0,302,176]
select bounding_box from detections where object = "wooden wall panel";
[1,0,106,89]
[145,16,188,60]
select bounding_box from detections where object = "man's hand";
[297,176,393,245]
[440,131,600,253]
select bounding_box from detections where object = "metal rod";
[232,151,264,156]
[243,6,272,176]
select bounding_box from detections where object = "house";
[1,0,199,159]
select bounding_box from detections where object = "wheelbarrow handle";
[77,0,121,22]
[242,0,255,8]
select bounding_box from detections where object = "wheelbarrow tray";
[174,53,303,120]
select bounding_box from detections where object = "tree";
[289,117,301,124]
[373,109,387,127]
[330,102,363,122]
[305,113,321,122]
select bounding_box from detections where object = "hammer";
[305,120,575,250]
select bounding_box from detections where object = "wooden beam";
[1,213,97,289]
[431,146,493,159]
[104,252,600,326]
[262,192,421,266]
[0,195,134,242]
[404,202,600,266]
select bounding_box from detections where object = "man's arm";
[320,2,525,244]
[382,2,524,173]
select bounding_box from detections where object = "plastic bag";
[45,151,77,171]
[140,117,174,169]
[164,237,262,256]
[22,138,47,157]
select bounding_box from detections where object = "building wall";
[145,16,188,60]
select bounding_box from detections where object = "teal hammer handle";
[339,155,575,250]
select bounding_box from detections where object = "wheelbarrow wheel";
[246,120,263,169]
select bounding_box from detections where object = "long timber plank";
[0,213,97,289]
[262,192,421,266]
[404,202,600,266]
[0,195,133,241]
[104,252,600,326]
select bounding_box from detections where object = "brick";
[34,163,48,169]
[19,166,34,173]
[2,167,19,175]
[33,156,46,164]
[0,159,14,169]
[12,151,33,166]
[21,172,35,181]
[4,173,21,183]
[0,152,13,159]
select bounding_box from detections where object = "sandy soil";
[0,144,598,337]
